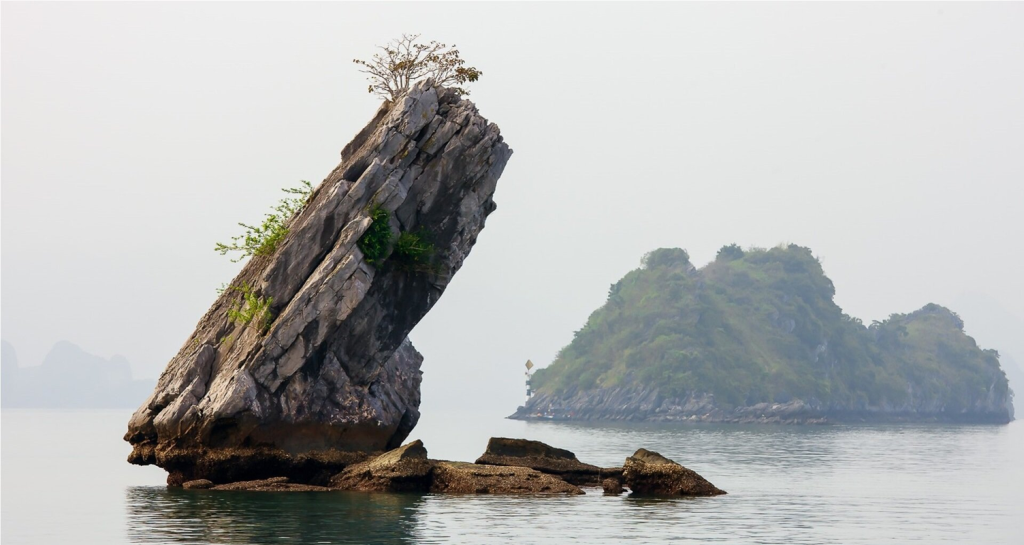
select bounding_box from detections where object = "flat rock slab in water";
[174,439,724,498]
[329,439,582,494]
[474,437,612,485]
[430,462,583,495]
[182,476,331,492]
[210,477,331,492]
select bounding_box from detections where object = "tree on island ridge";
[353,34,482,102]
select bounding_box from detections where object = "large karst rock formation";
[125,81,511,484]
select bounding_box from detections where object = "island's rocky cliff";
[515,246,1014,424]
[125,80,511,484]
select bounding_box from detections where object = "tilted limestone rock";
[621,448,726,497]
[125,80,512,484]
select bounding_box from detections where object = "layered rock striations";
[474,437,613,486]
[125,81,511,484]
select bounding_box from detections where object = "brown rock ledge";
[329,440,433,492]
[431,462,583,495]
[621,448,726,497]
[170,439,724,498]
[474,437,615,486]
[210,477,331,492]
[145,446,369,487]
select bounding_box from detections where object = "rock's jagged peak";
[126,80,511,483]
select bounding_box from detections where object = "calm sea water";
[1,408,1021,544]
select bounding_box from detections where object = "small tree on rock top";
[353,34,481,102]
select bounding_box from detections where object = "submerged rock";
[621,449,725,497]
[209,476,330,492]
[602,478,624,495]
[475,437,611,485]
[125,80,511,484]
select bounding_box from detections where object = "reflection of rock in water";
[125,486,421,544]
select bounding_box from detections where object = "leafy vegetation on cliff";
[531,245,1010,412]
[215,181,314,262]
[358,204,393,265]
[357,204,438,272]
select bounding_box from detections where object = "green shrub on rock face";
[393,230,437,272]
[219,283,274,333]
[356,206,438,273]
[215,181,314,262]
[358,205,393,265]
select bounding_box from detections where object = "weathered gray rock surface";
[125,80,511,484]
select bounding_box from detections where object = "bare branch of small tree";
[353,34,482,102]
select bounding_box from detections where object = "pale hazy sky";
[3,2,1022,415]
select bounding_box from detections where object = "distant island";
[1,340,154,409]
[514,245,1014,424]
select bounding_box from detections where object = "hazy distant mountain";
[0,340,154,408]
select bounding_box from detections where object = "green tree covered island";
[516,245,1013,424]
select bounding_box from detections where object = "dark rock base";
[163,438,726,499]
[134,446,370,487]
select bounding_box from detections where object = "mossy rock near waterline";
[125,80,512,485]
[515,245,1013,424]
